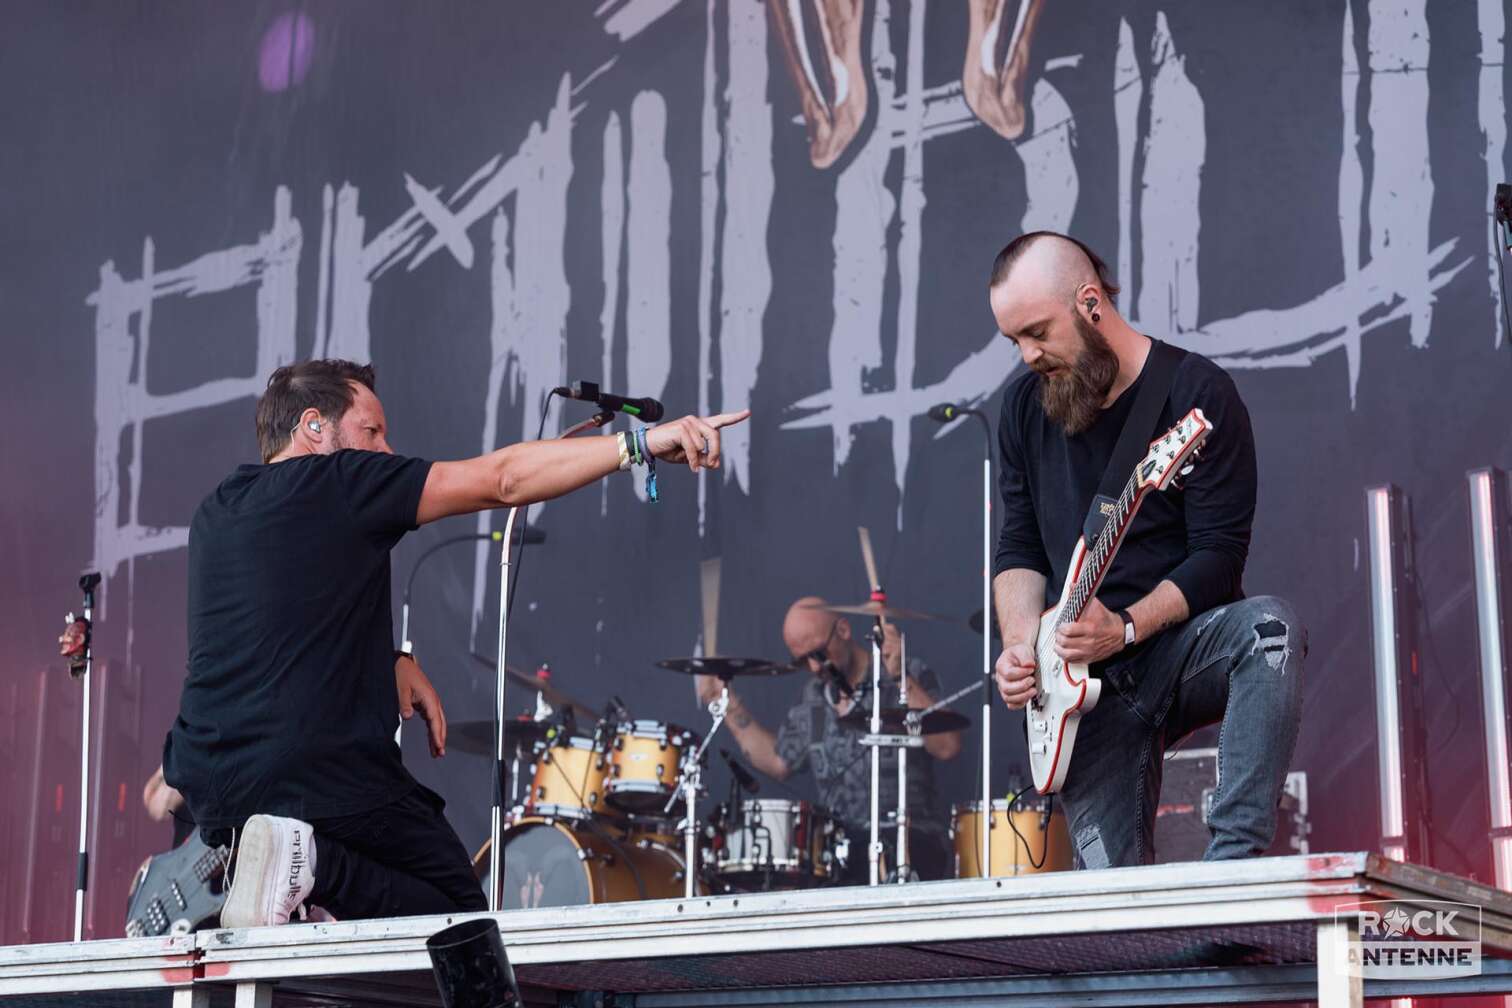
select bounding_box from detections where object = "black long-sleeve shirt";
[993,340,1256,633]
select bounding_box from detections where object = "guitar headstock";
[1136,408,1213,491]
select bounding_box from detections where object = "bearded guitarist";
[988,231,1305,869]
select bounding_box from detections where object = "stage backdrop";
[1,0,1509,941]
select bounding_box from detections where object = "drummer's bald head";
[988,231,1119,307]
[783,596,851,662]
[784,596,836,641]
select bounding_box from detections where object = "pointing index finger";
[706,409,752,429]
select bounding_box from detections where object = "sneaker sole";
[219,816,283,928]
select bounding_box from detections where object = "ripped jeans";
[1058,595,1305,868]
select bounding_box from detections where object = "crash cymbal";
[448,718,553,757]
[968,608,1001,640]
[469,653,598,720]
[656,656,791,679]
[836,705,970,736]
[809,600,950,622]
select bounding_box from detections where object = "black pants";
[205,785,486,920]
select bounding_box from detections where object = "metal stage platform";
[2,853,1509,1007]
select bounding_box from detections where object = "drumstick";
[856,526,888,628]
[857,527,880,591]
[700,556,722,658]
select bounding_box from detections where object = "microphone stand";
[929,403,995,876]
[487,507,518,912]
[488,407,612,911]
[974,415,993,876]
[67,572,100,941]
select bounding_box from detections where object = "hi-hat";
[656,656,791,679]
[449,718,553,757]
[836,705,970,736]
[811,600,950,622]
[469,653,597,720]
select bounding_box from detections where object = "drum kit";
[457,595,1073,911]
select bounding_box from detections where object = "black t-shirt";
[163,450,433,830]
[993,340,1256,639]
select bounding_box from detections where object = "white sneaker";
[220,814,317,928]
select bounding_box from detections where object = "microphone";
[554,381,665,422]
[720,748,760,794]
[823,659,855,700]
[927,402,983,423]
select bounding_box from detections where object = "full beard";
[1036,315,1120,435]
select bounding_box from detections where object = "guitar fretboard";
[1056,468,1143,629]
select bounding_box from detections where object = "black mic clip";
[720,748,760,795]
[823,660,855,701]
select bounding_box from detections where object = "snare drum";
[706,799,842,890]
[950,798,1072,877]
[608,720,696,813]
[527,736,608,820]
[491,818,688,909]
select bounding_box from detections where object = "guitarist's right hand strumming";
[995,642,1038,709]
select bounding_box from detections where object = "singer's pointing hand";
[647,409,751,472]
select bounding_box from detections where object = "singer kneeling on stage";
[163,358,748,926]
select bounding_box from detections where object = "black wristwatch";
[1116,610,1135,648]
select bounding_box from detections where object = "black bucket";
[426,918,521,1008]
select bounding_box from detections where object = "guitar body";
[123,833,229,937]
[1027,537,1104,794]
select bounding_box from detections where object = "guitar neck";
[1058,470,1145,627]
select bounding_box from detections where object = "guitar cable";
[1005,783,1052,870]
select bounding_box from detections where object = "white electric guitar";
[1026,407,1214,793]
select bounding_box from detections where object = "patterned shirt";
[774,658,947,837]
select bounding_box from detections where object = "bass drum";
[495,818,687,909]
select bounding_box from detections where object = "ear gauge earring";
[1084,296,1101,324]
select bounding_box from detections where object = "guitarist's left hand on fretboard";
[1051,597,1125,664]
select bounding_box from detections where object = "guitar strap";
[1081,339,1186,543]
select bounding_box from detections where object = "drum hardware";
[837,704,972,736]
[655,655,791,897]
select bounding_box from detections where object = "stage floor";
[1,852,1509,1007]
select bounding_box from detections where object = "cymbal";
[448,718,553,757]
[656,656,791,679]
[811,601,949,622]
[968,608,1001,640]
[469,653,598,720]
[836,705,970,736]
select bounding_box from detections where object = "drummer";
[696,596,963,881]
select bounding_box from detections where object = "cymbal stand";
[666,678,729,897]
[893,629,911,883]
[867,621,884,886]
